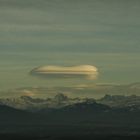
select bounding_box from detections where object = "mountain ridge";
[0,93,140,112]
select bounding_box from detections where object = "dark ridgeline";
[0,96,140,140]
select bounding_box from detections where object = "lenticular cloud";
[30,65,98,80]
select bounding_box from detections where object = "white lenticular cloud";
[30,65,98,80]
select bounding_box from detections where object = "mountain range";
[0,94,140,139]
[0,83,140,139]
[0,93,140,112]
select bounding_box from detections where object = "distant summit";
[54,93,68,102]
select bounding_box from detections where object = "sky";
[0,0,140,91]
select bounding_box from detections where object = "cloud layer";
[30,65,98,80]
[0,0,140,53]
